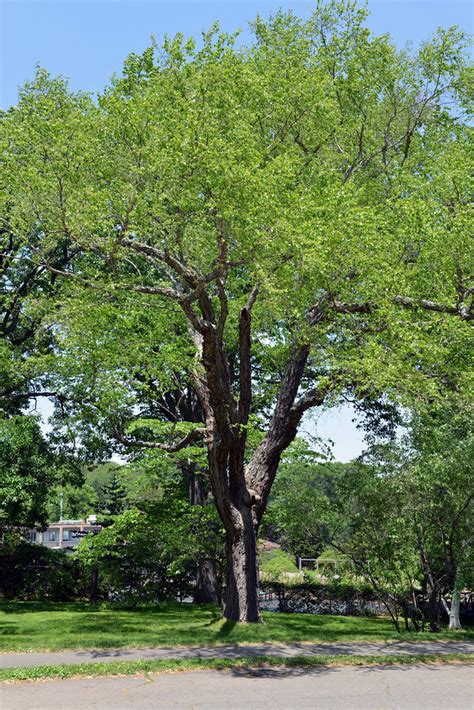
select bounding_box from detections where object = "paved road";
[1,663,472,709]
[1,640,473,669]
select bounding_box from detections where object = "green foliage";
[263,458,348,558]
[0,415,74,530]
[324,395,473,628]
[0,2,470,450]
[78,492,223,603]
[259,548,299,578]
[0,4,471,621]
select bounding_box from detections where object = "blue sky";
[2,0,471,460]
[1,1,472,109]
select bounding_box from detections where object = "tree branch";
[114,425,206,452]
[238,306,252,426]
[393,295,472,321]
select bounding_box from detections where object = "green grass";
[1,601,473,652]
[1,654,472,683]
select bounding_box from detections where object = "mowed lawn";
[1,602,473,652]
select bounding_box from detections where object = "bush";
[78,499,224,605]
[0,538,86,601]
[260,548,299,578]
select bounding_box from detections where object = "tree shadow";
[217,618,237,637]
[229,664,339,679]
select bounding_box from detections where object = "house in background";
[25,516,101,551]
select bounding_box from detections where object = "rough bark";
[195,558,220,604]
[448,590,462,630]
[223,506,261,622]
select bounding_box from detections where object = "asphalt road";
[1,663,472,709]
[1,640,473,668]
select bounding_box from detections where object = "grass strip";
[1,653,472,683]
[2,602,472,652]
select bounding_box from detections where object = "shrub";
[0,538,86,601]
[260,548,299,578]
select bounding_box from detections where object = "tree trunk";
[186,465,221,604]
[195,557,220,604]
[223,507,261,622]
[449,590,462,630]
[428,585,441,632]
[89,566,99,606]
[448,571,463,630]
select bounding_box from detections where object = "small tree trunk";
[428,585,441,632]
[90,566,99,606]
[449,590,462,630]
[223,507,261,622]
[186,465,221,604]
[449,571,463,630]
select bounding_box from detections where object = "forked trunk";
[223,507,261,622]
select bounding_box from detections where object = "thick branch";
[39,263,179,299]
[394,295,472,321]
[238,307,252,426]
[308,292,472,325]
[114,426,206,452]
[0,390,60,401]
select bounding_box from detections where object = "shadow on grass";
[0,601,95,614]
[217,618,237,638]
[1,601,472,650]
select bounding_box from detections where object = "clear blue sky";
[1,0,472,109]
[3,0,471,460]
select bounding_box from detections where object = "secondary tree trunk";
[223,506,261,622]
[89,566,99,606]
[427,585,441,632]
[448,571,463,630]
[186,464,221,604]
[449,590,462,630]
[195,557,220,604]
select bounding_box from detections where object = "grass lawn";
[1,601,472,652]
[2,654,472,683]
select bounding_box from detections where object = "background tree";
[0,415,75,533]
[262,442,346,559]
[322,396,473,631]
[78,485,223,605]
[1,2,471,620]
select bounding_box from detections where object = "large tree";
[1,3,471,620]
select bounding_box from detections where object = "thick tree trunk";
[223,507,261,622]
